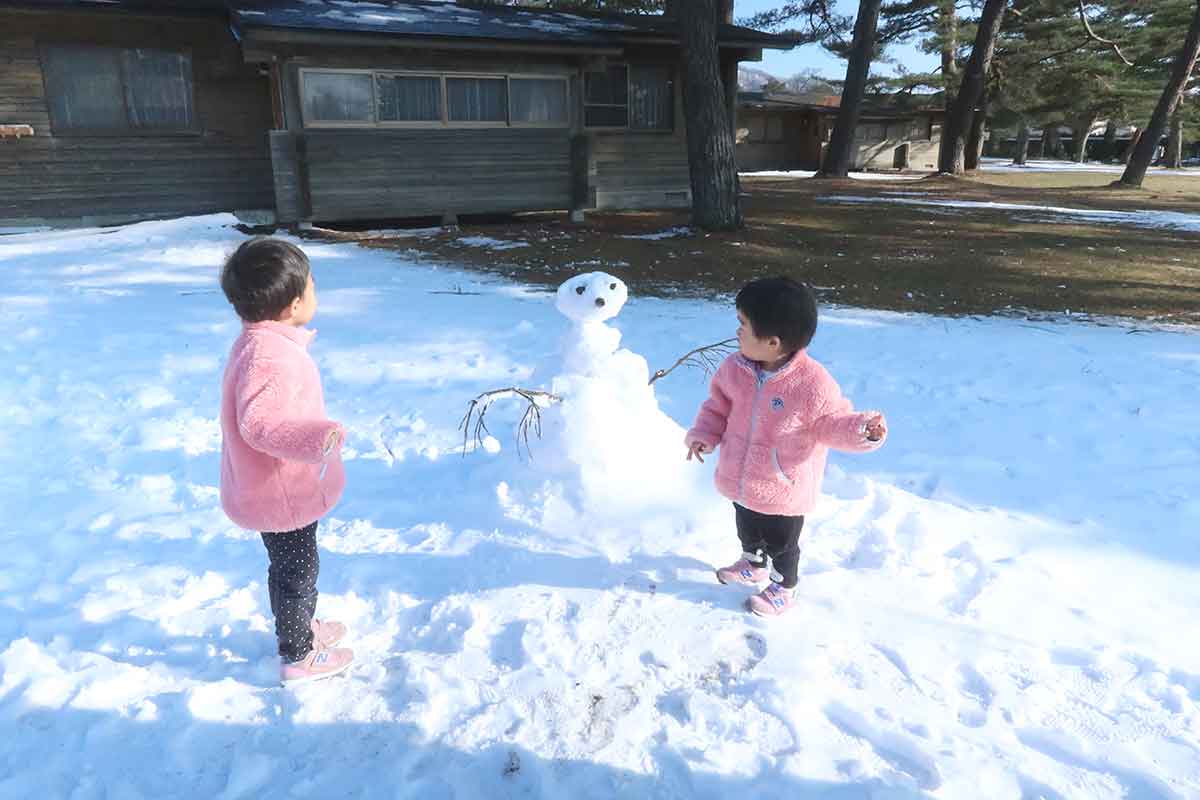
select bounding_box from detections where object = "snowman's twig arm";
[459,387,562,458]
[649,339,737,386]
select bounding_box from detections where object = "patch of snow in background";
[454,235,531,251]
[818,195,1200,233]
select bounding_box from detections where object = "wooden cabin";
[736,91,944,173]
[0,0,795,229]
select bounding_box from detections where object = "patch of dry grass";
[316,172,1200,322]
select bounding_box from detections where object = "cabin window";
[300,69,568,129]
[377,74,441,123]
[630,65,672,131]
[585,63,674,131]
[584,65,629,128]
[41,44,195,134]
[303,71,373,124]
[510,78,569,125]
[446,77,508,123]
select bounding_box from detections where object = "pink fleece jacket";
[687,352,886,516]
[219,320,345,533]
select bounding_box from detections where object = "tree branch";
[459,387,561,460]
[648,339,737,385]
[1076,0,1133,67]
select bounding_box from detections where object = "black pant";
[261,521,320,663]
[733,503,805,588]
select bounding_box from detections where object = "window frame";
[443,73,511,129]
[508,74,573,130]
[628,63,675,133]
[299,67,378,128]
[39,42,198,138]
[375,70,447,129]
[583,61,676,134]
[299,67,571,131]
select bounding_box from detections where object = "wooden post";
[570,134,591,221]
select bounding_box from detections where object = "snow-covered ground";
[741,170,927,181]
[980,157,1200,176]
[817,195,1200,234]
[1,216,1198,799]
[742,159,1200,179]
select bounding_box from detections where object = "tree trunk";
[1074,117,1097,163]
[1119,0,1200,187]
[1014,124,1030,165]
[1099,119,1117,162]
[965,89,989,170]
[1167,106,1184,168]
[1123,128,1140,164]
[819,0,883,178]
[939,0,1008,175]
[1043,124,1061,159]
[940,0,959,116]
[678,0,742,229]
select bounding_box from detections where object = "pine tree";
[1119,0,1200,186]
[939,0,1007,173]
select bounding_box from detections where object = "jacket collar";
[244,319,316,348]
[734,349,808,383]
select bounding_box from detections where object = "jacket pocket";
[772,447,792,483]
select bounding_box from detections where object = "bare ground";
[309,170,1200,323]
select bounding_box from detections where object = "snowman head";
[555,272,628,324]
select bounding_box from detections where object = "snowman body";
[530,272,695,517]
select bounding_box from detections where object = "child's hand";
[686,441,711,463]
[865,415,887,442]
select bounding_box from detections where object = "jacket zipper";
[737,366,768,502]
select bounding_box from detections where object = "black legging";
[733,503,805,588]
[261,520,320,663]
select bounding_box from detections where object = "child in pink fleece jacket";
[686,277,887,617]
[219,238,354,684]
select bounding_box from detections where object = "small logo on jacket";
[771,397,785,412]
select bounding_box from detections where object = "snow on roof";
[229,0,798,48]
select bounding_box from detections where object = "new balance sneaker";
[312,618,347,648]
[280,644,354,685]
[748,582,797,617]
[715,557,770,586]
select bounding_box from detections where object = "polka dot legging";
[261,521,320,663]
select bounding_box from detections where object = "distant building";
[737,91,945,172]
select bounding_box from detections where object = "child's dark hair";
[736,277,818,353]
[220,237,311,322]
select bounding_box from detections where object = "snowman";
[520,272,699,518]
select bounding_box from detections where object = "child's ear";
[768,335,782,350]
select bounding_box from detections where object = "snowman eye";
[575,285,585,295]
[610,283,617,290]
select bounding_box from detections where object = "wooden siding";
[269,131,306,223]
[586,51,691,211]
[590,133,691,210]
[0,10,275,226]
[736,110,824,172]
[304,129,572,220]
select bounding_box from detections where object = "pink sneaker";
[312,618,347,648]
[716,557,770,586]
[748,583,797,617]
[280,644,354,685]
